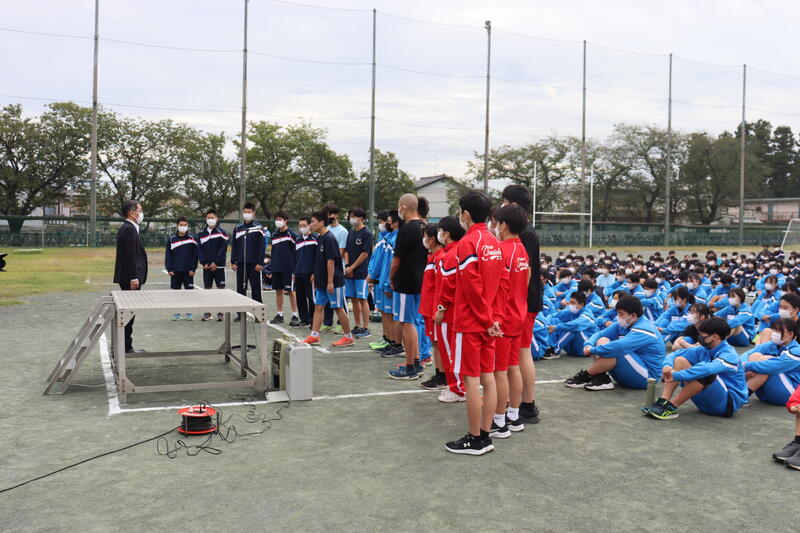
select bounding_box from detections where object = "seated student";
[655,286,695,343]
[638,278,663,322]
[603,269,627,299]
[164,216,198,321]
[563,279,605,314]
[742,318,800,406]
[644,317,748,420]
[531,310,549,361]
[595,290,625,329]
[713,287,755,347]
[565,295,666,391]
[596,264,615,290]
[757,292,800,344]
[753,274,782,318]
[672,303,712,350]
[553,269,577,305]
[625,273,644,296]
[684,272,708,304]
[707,273,736,311]
[771,384,800,470]
[544,291,597,359]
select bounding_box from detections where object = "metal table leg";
[116,310,128,405]
[224,312,231,363]
[240,311,248,378]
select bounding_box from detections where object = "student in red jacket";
[445,191,504,456]
[419,223,447,390]
[773,384,800,470]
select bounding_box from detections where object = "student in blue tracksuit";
[672,303,712,350]
[655,286,694,342]
[375,210,403,356]
[742,318,800,405]
[531,311,549,361]
[713,287,755,346]
[637,278,663,322]
[707,273,735,311]
[756,292,800,345]
[565,295,666,391]
[366,210,390,326]
[293,216,317,327]
[544,291,596,358]
[753,275,781,318]
[563,279,605,315]
[197,209,229,321]
[553,270,577,306]
[595,290,625,329]
[683,273,708,304]
[645,317,748,419]
[603,270,627,299]
[165,216,199,320]
[231,202,267,320]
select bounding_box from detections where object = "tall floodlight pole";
[89,0,99,246]
[665,53,673,247]
[368,9,377,228]
[739,64,746,246]
[239,0,249,219]
[482,20,492,193]
[580,40,587,247]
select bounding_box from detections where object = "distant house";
[726,198,800,224]
[414,174,460,221]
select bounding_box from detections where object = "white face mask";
[206,218,217,227]
[437,229,446,244]
[459,215,468,230]
[686,282,696,290]
[243,212,254,222]
[617,315,631,328]
[771,332,786,345]
[624,268,632,275]
[274,219,285,229]
[655,277,663,284]
[422,237,430,250]
[728,296,740,307]
[349,217,358,226]
[177,225,188,234]
[299,226,309,235]
[568,304,578,314]
[770,269,779,275]
[643,289,654,297]
[136,211,144,224]
[493,226,501,238]
[765,283,775,292]
[779,308,792,319]
[687,313,698,325]
[378,223,386,232]
[627,282,637,290]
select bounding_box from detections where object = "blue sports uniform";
[367,230,389,309]
[563,288,605,316]
[313,229,347,309]
[713,301,755,346]
[165,233,199,290]
[637,291,664,322]
[344,226,373,299]
[655,302,691,342]
[547,305,597,356]
[197,227,229,288]
[742,340,800,405]
[586,315,666,389]
[378,230,397,314]
[667,341,748,417]
[231,221,267,303]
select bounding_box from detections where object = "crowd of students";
[160,187,800,465]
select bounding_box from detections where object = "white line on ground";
[98,332,121,416]
[113,391,290,415]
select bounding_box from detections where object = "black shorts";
[203,268,226,289]
[271,271,294,292]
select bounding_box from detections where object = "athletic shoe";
[421,373,447,390]
[380,345,405,358]
[518,402,540,423]
[332,336,355,347]
[369,312,382,323]
[301,335,321,346]
[647,399,679,420]
[489,421,511,439]
[297,321,310,328]
[288,316,301,327]
[415,362,424,376]
[542,348,561,360]
[564,369,593,389]
[270,314,284,324]
[216,313,224,322]
[773,441,800,463]
[786,452,800,471]
[370,339,390,350]
[334,324,344,335]
[388,366,419,380]
[438,389,466,403]
[640,397,667,414]
[444,434,494,455]
[320,325,334,333]
[185,313,193,321]
[172,313,180,321]
[201,313,212,321]
[507,416,525,432]
[354,328,372,339]
[233,314,242,322]
[584,372,615,391]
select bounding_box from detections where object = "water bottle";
[645,378,657,406]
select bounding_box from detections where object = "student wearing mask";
[753,275,782,319]
[742,318,800,406]
[165,216,198,321]
[713,287,755,347]
[231,202,267,319]
[683,272,708,304]
[293,216,317,327]
[655,287,695,343]
[366,211,391,349]
[757,292,800,345]
[544,291,597,359]
[638,278,663,322]
[197,209,229,322]
[344,207,373,339]
[376,210,403,357]
[419,223,447,391]
[672,303,712,350]
[269,210,300,326]
[321,204,348,333]
[707,273,736,311]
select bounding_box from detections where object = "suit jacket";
[114,220,148,286]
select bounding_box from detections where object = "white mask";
[687,313,698,325]
[274,219,285,229]
[655,277,663,284]
[771,331,784,345]
[437,229,446,244]
[617,315,631,328]
[779,308,792,319]
[625,268,632,275]
[686,282,696,290]
[177,225,188,234]
[627,282,637,290]
[770,269,779,275]
[728,296,740,307]
[643,289,654,297]
[349,217,358,226]
[206,218,217,227]
[459,217,468,230]
[378,223,386,232]
[136,211,144,224]
[765,283,775,291]
[494,226,501,238]
[299,226,309,235]
[422,237,430,250]
[568,304,578,314]
[243,213,253,222]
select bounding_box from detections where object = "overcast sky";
[2,0,799,180]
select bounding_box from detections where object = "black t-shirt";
[391,219,427,294]
[313,230,344,289]
[520,223,543,313]
[345,227,373,279]
[679,324,699,343]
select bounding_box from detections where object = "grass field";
[1,247,798,531]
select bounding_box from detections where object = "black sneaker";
[786,452,800,471]
[506,416,525,432]
[270,314,284,324]
[489,421,511,439]
[201,313,212,321]
[584,372,615,391]
[444,434,494,455]
[518,402,540,423]
[542,348,561,360]
[297,321,310,328]
[565,369,593,388]
[216,313,224,322]
[288,316,301,327]
[773,441,800,463]
[421,373,446,390]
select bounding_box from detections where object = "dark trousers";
[236,263,262,303]
[118,283,139,351]
[170,271,194,290]
[295,273,314,323]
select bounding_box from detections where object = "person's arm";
[216,232,228,268]
[119,226,139,285]
[189,239,198,276]
[591,326,655,357]
[198,236,208,266]
[745,350,800,375]
[436,254,457,322]
[673,354,736,382]
[165,238,173,274]
[726,305,753,328]
[586,323,620,348]
[456,241,494,331]
[557,312,594,332]
[326,258,335,293]
[255,227,266,271]
[230,227,239,266]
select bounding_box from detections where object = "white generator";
[271,337,313,401]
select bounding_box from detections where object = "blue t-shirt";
[314,230,344,289]
[328,224,348,251]
[345,227,373,280]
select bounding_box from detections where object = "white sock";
[292,312,298,318]
[493,413,506,428]
[507,407,519,421]
[277,311,283,317]
[311,331,320,337]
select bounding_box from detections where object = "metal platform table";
[110,289,269,404]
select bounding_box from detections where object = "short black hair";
[349,207,366,219]
[570,291,587,306]
[728,287,746,302]
[274,209,289,220]
[626,273,641,284]
[376,209,389,222]
[324,204,340,216]
[697,317,731,341]
[781,293,800,310]
[501,184,532,211]
[616,295,643,317]
[205,208,217,217]
[719,273,735,285]
[690,303,711,319]
[121,199,140,218]
[577,279,594,292]
[243,202,256,211]
[417,197,429,219]
[437,215,465,241]
[496,204,528,235]
[773,318,799,339]
[672,286,695,304]
[424,223,439,239]
[310,210,329,226]
[176,216,188,224]
[583,269,597,280]
[386,209,400,226]
[784,280,797,294]
[299,216,311,224]
[458,190,492,224]
[643,278,658,290]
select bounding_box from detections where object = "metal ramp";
[44,295,114,395]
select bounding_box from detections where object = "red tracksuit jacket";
[436,241,459,325]
[419,247,444,319]
[788,384,800,413]
[454,223,504,333]
[495,237,530,337]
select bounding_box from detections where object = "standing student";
[772,384,800,470]
[742,318,800,406]
[387,194,429,380]
[301,210,353,347]
[269,210,300,326]
[344,207,373,339]
[197,209,229,322]
[165,216,198,321]
[445,191,503,456]
[293,216,317,327]
[376,211,403,356]
[113,199,147,354]
[644,317,748,419]
[231,202,266,321]
[322,204,349,333]
[419,223,447,390]
[366,210,391,348]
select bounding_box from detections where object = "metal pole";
[665,52,672,248]
[239,0,249,219]
[580,40,587,247]
[532,161,537,228]
[89,0,99,247]
[738,64,746,246]
[589,164,594,248]
[368,9,376,228]
[482,20,491,193]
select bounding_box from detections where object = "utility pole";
[239,0,249,219]
[739,64,746,246]
[482,20,491,193]
[665,53,673,247]
[580,40,587,247]
[89,0,99,246]
[368,9,377,228]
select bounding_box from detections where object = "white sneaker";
[438,389,466,403]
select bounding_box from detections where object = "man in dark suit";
[114,199,148,353]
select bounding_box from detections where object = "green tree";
[765,125,798,197]
[0,103,90,233]
[178,130,239,217]
[355,149,415,213]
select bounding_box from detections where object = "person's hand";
[762,315,770,322]
[255,264,263,272]
[547,325,556,333]
[327,282,334,295]
[487,322,503,337]
[662,366,674,382]
[189,271,195,277]
[583,345,592,356]
[345,266,353,278]
[203,264,210,270]
[168,271,175,276]
[604,320,612,327]
[434,309,444,326]
[231,264,238,272]
[130,279,140,290]
[210,263,217,271]
[656,326,663,332]
[366,275,372,284]
[791,405,800,414]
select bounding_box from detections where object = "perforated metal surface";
[112,289,264,313]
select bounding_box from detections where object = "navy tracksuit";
[270,228,298,291]
[165,233,199,290]
[294,233,317,323]
[197,227,229,288]
[231,221,266,302]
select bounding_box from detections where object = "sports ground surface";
[0,248,797,532]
